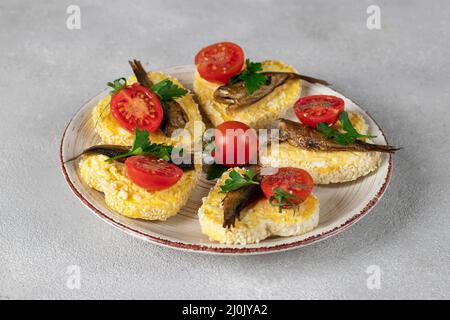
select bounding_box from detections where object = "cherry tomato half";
[214,121,258,167]
[125,156,183,191]
[294,95,345,128]
[261,167,314,208]
[195,42,245,84]
[110,83,163,133]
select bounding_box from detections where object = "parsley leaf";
[220,169,260,193]
[246,60,263,73]
[230,59,268,95]
[339,112,373,139]
[130,127,151,150]
[206,163,229,180]
[317,111,376,145]
[108,128,173,162]
[268,187,301,213]
[151,79,187,108]
[107,78,127,95]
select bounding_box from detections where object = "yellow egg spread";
[194,60,301,128]
[260,112,382,184]
[78,154,201,220]
[198,168,319,244]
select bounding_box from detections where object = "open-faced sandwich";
[260,95,398,184]
[199,166,319,245]
[77,128,200,220]
[193,42,326,129]
[94,60,203,146]
[75,60,204,220]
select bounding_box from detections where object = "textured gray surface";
[0,0,449,300]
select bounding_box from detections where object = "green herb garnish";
[268,187,300,213]
[230,59,268,95]
[107,78,127,95]
[206,163,229,180]
[108,128,174,162]
[317,111,376,145]
[220,169,260,192]
[151,79,187,108]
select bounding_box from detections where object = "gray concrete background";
[0,0,449,299]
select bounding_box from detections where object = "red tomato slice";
[125,156,183,191]
[195,42,245,84]
[294,95,345,128]
[110,83,163,133]
[214,121,258,167]
[261,167,314,208]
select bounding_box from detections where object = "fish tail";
[128,60,154,88]
[358,142,400,153]
[296,74,330,86]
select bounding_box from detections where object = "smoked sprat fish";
[278,118,399,153]
[128,60,189,136]
[214,72,328,109]
[67,144,195,170]
[222,166,263,228]
[65,145,131,163]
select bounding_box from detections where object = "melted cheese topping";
[194,60,301,128]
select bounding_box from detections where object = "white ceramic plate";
[60,65,392,255]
